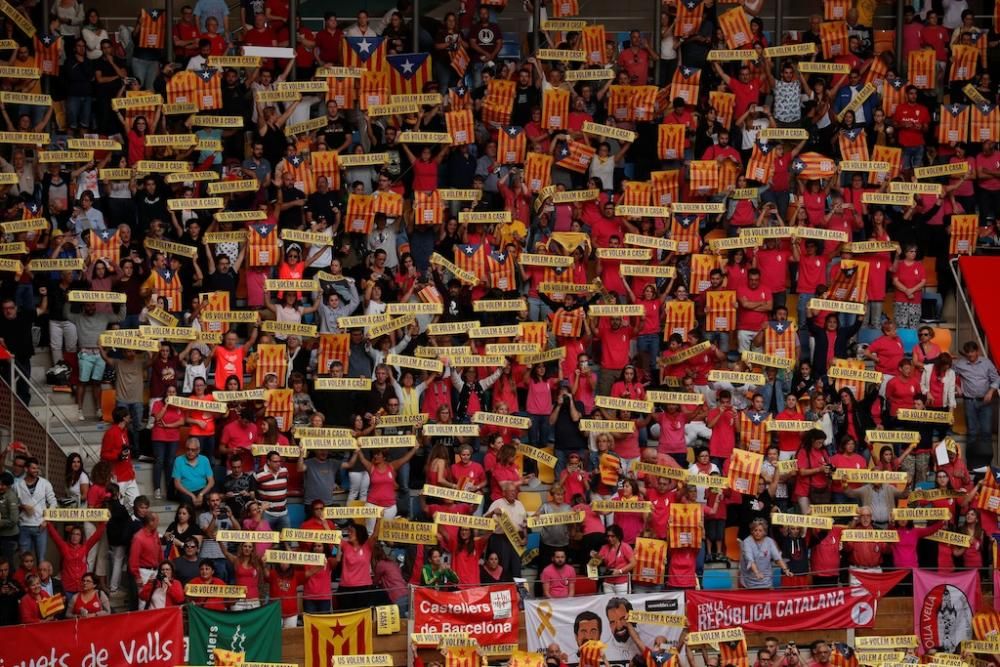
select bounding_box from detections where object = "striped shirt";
[254,466,289,515]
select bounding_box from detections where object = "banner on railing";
[412,584,520,650]
[0,607,182,667]
[305,608,374,667]
[525,591,685,666]
[913,569,980,654]
[188,602,282,664]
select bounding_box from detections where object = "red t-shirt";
[213,345,245,389]
[868,335,905,375]
[314,28,342,64]
[893,102,929,147]
[976,152,1000,191]
[885,374,920,416]
[736,284,772,331]
[893,260,925,305]
[707,406,736,458]
[756,249,791,293]
[598,320,634,370]
[101,423,134,482]
[796,254,828,293]
[727,77,765,119]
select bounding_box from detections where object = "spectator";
[14,459,57,561]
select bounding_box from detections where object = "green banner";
[187,602,282,664]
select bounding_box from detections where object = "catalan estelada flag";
[608,85,634,121]
[688,252,718,292]
[345,193,375,233]
[552,308,584,337]
[972,608,1000,640]
[820,21,848,58]
[455,244,490,282]
[149,267,182,312]
[664,300,696,339]
[829,643,857,667]
[200,291,229,334]
[520,321,548,349]
[633,537,668,585]
[830,358,865,400]
[950,44,979,82]
[838,127,870,162]
[359,70,389,110]
[487,250,517,291]
[304,609,373,667]
[882,77,906,116]
[255,344,288,388]
[248,223,278,267]
[445,647,481,667]
[524,153,553,193]
[33,34,61,75]
[824,0,851,20]
[325,76,355,109]
[622,180,652,206]
[706,290,737,332]
[372,190,403,218]
[212,649,245,666]
[675,0,705,37]
[671,66,702,106]
[417,285,443,306]
[709,90,736,128]
[342,35,385,70]
[579,640,607,667]
[498,126,527,164]
[907,48,936,90]
[317,333,350,372]
[310,150,340,191]
[865,55,888,86]
[632,86,659,122]
[282,153,314,195]
[791,152,837,180]
[266,388,293,429]
[970,102,1000,142]
[449,84,471,111]
[719,159,741,193]
[386,52,431,94]
[166,69,222,110]
[721,640,750,667]
[541,87,570,130]
[449,43,470,77]
[672,215,702,256]
[938,103,970,144]
[740,410,769,453]
[763,320,796,359]
[651,170,680,206]
[949,214,980,256]
[658,124,686,161]
[550,0,579,17]
[831,260,869,302]
[727,448,763,495]
[554,139,595,174]
[89,227,120,267]
[869,144,901,184]
[745,141,777,183]
[581,25,606,64]
[446,109,474,145]
[718,6,752,48]
[668,502,703,548]
[414,190,444,226]
[688,160,719,195]
[482,79,516,125]
[136,9,166,49]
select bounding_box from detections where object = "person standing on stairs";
[0,292,48,406]
[101,407,139,513]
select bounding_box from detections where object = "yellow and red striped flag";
[520,321,548,349]
[824,0,851,20]
[709,90,736,128]
[671,66,702,106]
[907,48,936,89]
[524,153,553,193]
[550,0,579,17]
[820,21,849,59]
[579,641,607,667]
[449,84,472,111]
[542,87,570,130]
[482,79,516,125]
[317,333,350,373]
[664,300,696,339]
[310,150,340,191]
[668,503,704,548]
[386,52,432,94]
[869,145,901,184]
[255,344,288,388]
[622,180,652,206]
[283,154,314,195]
[763,320,796,359]
[745,141,778,183]
[38,593,65,619]
[136,8,166,49]
[449,43,470,77]
[865,55,889,86]
[454,244,490,282]
[719,160,741,193]
[882,77,906,117]
[608,85,634,122]
[554,139,595,174]
[831,358,865,400]
[658,124,686,161]
[89,228,120,267]
[727,448,763,495]
[718,6,753,48]
[582,25,607,65]
[212,649,245,666]
[414,190,444,226]
[345,193,375,233]
[676,0,705,37]
[248,222,279,267]
[498,126,527,165]
[706,290,738,332]
[633,537,668,586]
[720,640,750,667]
[740,410,769,453]
[445,647,481,667]
[372,190,403,218]
[552,308,584,337]
[632,86,659,122]
[33,34,61,75]
[969,30,988,67]
[266,391,292,436]
[949,214,979,256]
[938,103,970,144]
[359,70,389,110]
[688,252,718,292]
[972,609,1000,641]
[672,215,702,256]
[652,170,681,206]
[949,44,979,82]
[304,610,374,667]
[325,76,355,109]
[838,127,870,162]
[970,102,1000,142]
[487,250,517,291]
[688,160,719,195]
[342,35,386,70]
[200,291,229,335]
[166,69,222,110]
[790,152,837,181]
[446,109,474,145]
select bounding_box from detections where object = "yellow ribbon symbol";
[536,601,556,638]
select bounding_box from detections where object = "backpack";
[45,361,70,386]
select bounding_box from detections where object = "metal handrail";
[8,362,97,466]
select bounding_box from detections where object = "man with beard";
[573,610,602,648]
[604,597,643,664]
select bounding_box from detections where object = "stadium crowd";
[0,0,996,650]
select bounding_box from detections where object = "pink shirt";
[339,541,373,587]
[526,378,556,415]
[655,411,688,455]
[367,466,397,507]
[540,563,576,598]
[598,542,634,583]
